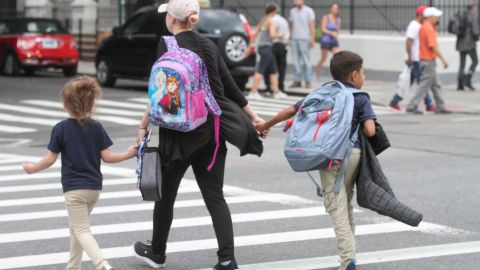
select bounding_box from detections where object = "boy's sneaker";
[435,108,453,114]
[338,258,356,270]
[426,104,436,112]
[406,107,424,115]
[289,81,302,88]
[390,104,401,111]
[132,241,166,269]
[213,259,239,270]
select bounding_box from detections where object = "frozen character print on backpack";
[160,75,183,115]
[148,66,187,124]
[151,71,167,105]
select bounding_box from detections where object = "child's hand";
[22,163,36,174]
[128,144,139,158]
[255,122,269,138]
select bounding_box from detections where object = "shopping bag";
[136,131,162,201]
[395,66,411,98]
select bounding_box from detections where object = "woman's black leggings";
[151,140,234,262]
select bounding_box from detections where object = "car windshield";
[22,20,68,34]
[197,9,242,34]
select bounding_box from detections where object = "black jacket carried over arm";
[355,132,423,227]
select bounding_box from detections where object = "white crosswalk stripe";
[0,97,399,134]
[0,153,470,270]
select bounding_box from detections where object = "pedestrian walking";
[256,51,377,270]
[406,7,452,114]
[247,3,287,100]
[289,0,316,89]
[264,3,290,93]
[22,76,138,270]
[389,5,435,112]
[132,1,264,269]
[455,2,479,91]
[315,3,341,79]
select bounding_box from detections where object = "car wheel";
[3,53,20,76]
[96,58,116,87]
[63,65,77,77]
[233,76,249,91]
[218,32,249,67]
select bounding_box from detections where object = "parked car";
[95,6,256,90]
[0,18,79,76]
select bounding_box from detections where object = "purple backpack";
[148,36,222,171]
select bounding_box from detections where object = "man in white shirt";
[389,5,434,111]
[265,4,290,93]
[289,0,315,88]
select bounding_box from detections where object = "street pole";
[118,0,123,26]
[429,0,433,7]
[350,0,354,34]
[281,0,286,17]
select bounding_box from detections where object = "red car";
[0,18,79,76]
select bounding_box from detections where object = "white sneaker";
[273,91,288,99]
[247,92,264,100]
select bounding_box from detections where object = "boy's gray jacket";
[356,132,423,227]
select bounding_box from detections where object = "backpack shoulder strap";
[163,36,180,51]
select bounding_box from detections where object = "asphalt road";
[1,73,480,270]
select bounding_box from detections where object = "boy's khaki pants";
[319,148,361,263]
[64,189,108,270]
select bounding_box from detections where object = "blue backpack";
[284,81,367,195]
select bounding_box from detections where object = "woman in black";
[132,1,264,270]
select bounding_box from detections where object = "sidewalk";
[78,60,480,114]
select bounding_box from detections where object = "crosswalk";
[0,96,399,134]
[0,152,477,270]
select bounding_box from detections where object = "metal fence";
[210,0,477,35]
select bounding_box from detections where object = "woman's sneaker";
[273,91,288,99]
[132,241,166,269]
[213,259,239,270]
[247,91,264,100]
[338,258,356,270]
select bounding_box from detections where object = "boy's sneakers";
[389,104,401,111]
[132,241,166,269]
[426,104,436,113]
[213,259,239,270]
[406,107,424,114]
[338,258,356,270]
[435,108,453,114]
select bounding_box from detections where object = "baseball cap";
[158,0,200,21]
[423,7,443,17]
[416,5,428,16]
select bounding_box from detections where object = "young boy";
[256,51,376,270]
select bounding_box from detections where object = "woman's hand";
[252,116,269,138]
[137,128,149,145]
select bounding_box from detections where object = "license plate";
[42,39,58,49]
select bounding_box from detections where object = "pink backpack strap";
[163,36,180,51]
[207,116,221,172]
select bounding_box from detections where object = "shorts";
[256,46,278,74]
[321,39,339,51]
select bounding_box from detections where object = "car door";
[109,12,151,75]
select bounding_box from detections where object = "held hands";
[253,117,269,138]
[22,163,36,174]
[127,143,140,159]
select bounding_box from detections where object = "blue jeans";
[291,39,312,83]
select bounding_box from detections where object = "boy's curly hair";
[61,76,101,126]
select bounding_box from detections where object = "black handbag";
[367,121,391,155]
[137,131,162,201]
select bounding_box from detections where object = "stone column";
[24,0,53,18]
[71,0,98,35]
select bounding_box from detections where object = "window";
[123,13,151,35]
[197,10,242,34]
[23,20,67,34]
[0,22,9,35]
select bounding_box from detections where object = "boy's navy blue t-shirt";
[292,82,376,148]
[48,119,113,193]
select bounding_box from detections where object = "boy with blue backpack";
[256,51,376,270]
